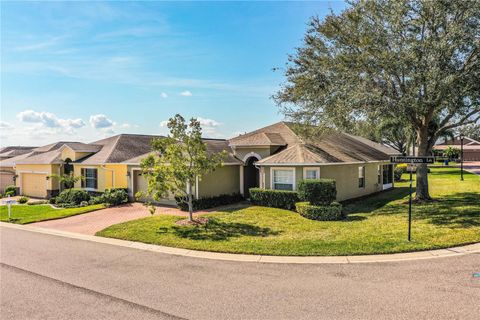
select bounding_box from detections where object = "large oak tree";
[275,0,479,200]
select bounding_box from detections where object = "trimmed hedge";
[295,201,344,221]
[18,196,29,204]
[298,179,336,205]
[394,164,407,181]
[101,188,129,207]
[4,185,16,197]
[175,193,244,211]
[249,188,299,210]
[55,189,90,207]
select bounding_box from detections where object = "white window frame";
[270,167,296,191]
[82,167,98,191]
[303,167,320,180]
[358,166,366,189]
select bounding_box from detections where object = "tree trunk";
[415,128,432,201]
[187,180,194,221]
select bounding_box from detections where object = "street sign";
[2,196,17,221]
[389,156,434,242]
[390,156,435,164]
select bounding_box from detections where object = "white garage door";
[22,173,47,198]
[0,172,15,193]
[133,171,176,205]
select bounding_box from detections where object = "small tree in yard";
[139,114,226,222]
[50,173,82,190]
[443,146,460,161]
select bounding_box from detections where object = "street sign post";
[2,196,17,221]
[390,156,434,241]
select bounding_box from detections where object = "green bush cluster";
[297,179,336,205]
[394,165,407,181]
[18,196,29,204]
[175,193,243,211]
[99,188,129,207]
[4,185,16,197]
[295,201,344,221]
[249,188,299,210]
[55,189,90,207]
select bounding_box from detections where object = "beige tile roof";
[229,122,301,146]
[122,139,242,165]
[77,134,164,164]
[0,146,36,159]
[257,132,399,165]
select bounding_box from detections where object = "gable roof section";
[257,133,399,165]
[229,122,300,147]
[0,141,83,166]
[0,146,36,159]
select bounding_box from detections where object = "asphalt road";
[1,226,479,320]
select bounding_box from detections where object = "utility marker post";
[390,156,435,241]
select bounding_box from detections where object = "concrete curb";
[1,222,479,264]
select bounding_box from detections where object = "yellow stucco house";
[1,122,399,203]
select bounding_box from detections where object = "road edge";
[1,222,479,264]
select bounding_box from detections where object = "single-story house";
[433,136,480,161]
[0,146,36,193]
[1,121,399,202]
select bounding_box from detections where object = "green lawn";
[97,167,479,256]
[0,204,105,224]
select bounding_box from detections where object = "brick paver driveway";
[30,203,188,235]
[30,202,248,235]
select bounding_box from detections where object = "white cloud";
[16,110,86,135]
[180,90,192,97]
[0,121,13,129]
[89,114,114,128]
[161,92,168,98]
[17,110,43,123]
[197,117,220,128]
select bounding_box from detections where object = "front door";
[243,157,259,197]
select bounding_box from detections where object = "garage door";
[0,172,15,193]
[133,171,176,205]
[22,173,47,198]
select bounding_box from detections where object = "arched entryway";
[243,156,260,198]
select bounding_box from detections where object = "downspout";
[101,165,115,189]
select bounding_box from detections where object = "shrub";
[394,165,407,181]
[18,196,29,204]
[175,193,244,211]
[101,188,129,207]
[28,200,48,205]
[4,185,16,197]
[88,196,104,205]
[297,179,336,205]
[80,201,89,207]
[249,188,299,210]
[295,201,344,221]
[49,197,57,204]
[55,189,90,206]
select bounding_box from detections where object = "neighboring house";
[2,121,399,202]
[433,136,480,161]
[0,146,36,193]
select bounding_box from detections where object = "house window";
[377,165,381,184]
[358,166,365,188]
[272,169,294,191]
[81,168,98,189]
[304,167,320,180]
[383,164,393,185]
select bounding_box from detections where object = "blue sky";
[1,1,346,147]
